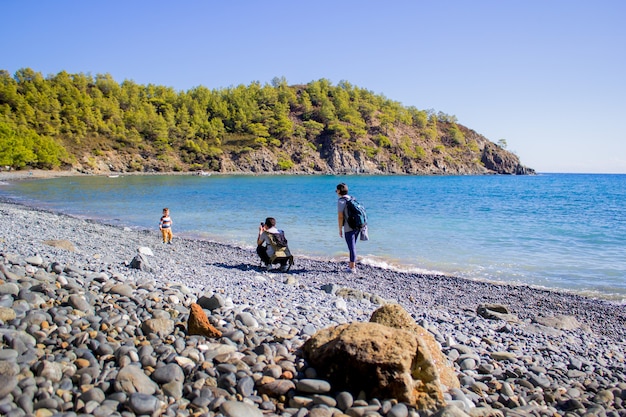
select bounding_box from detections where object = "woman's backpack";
[344,197,368,229]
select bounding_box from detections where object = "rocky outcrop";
[481,143,534,175]
[302,304,459,410]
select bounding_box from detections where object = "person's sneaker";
[344,266,356,273]
[280,264,289,272]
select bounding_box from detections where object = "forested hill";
[0,68,534,175]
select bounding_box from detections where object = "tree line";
[0,68,470,172]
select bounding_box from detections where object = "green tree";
[0,119,67,168]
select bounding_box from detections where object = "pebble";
[221,400,264,417]
[1,201,625,417]
[297,379,332,394]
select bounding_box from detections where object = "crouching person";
[257,217,293,272]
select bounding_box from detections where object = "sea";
[1,173,625,302]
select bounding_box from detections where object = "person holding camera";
[257,217,290,272]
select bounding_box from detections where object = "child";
[159,208,173,244]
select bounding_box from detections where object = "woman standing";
[336,183,359,273]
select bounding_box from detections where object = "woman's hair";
[264,217,276,227]
[336,183,349,196]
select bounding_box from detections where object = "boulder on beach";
[476,303,518,322]
[302,304,459,410]
[369,304,460,391]
[129,253,153,272]
[187,303,222,338]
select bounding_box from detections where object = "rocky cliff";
[83,121,533,176]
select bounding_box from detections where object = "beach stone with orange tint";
[187,303,222,338]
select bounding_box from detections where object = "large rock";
[187,303,222,338]
[303,304,459,410]
[369,304,460,391]
[129,253,152,272]
[476,304,518,322]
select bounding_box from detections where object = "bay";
[2,173,625,301]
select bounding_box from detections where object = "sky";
[2,1,625,173]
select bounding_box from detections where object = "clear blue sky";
[3,1,625,173]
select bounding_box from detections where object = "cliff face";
[81,134,532,176]
[79,123,533,176]
[190,128,533,176]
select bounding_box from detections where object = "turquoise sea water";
[2,173,625,301]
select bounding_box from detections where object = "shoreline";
[0,177,626,306]
[2,198,624,342]
[2,199,626,416]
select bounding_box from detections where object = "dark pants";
[257,245,286,266]
[345,229,360,262]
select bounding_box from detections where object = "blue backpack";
[344,197,368,229]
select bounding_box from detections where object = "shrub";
[277,157,294,170]
[375,134,392,148]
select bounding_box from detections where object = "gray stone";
[534,315,581,330]
[0,374,18,398]
[476,304,518,322]
[237,376,255,397]
[141,317,174,337]
[0,283,20,296]
[235,311,258,328]
[220,400,263,417]
[129,254,152,272]
[321,283,339,294]
[162,380,183,400]
[115,365,158,394]
[296,378,332,394]
[198,293,225,310]
[127,392,162,415]
[25,255,44,266]
[388,403,409,417]
[137,247,154,256]
[336,391,354,410]
[151,363,184,383]
[301,323,317,336]
[593,390,615,406]
[432,405,471,417]
[80,387,106,403]
[68,294,92,312]
[110,284,134,297]
[37,360,63,382]
[312,394,337,407]
[489,351,517,361]
[460,357,477,371]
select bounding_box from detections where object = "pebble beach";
[1,172,626,417]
